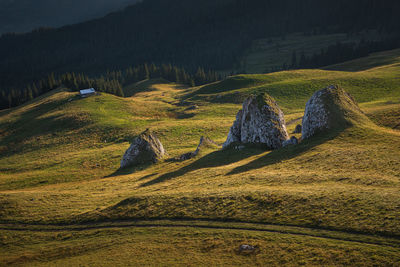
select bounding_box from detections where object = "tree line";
[0,0,399,109]
[270,35,400,72]
[0,0,399,89]
[0,63,220,109]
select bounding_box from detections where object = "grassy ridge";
[0,49,400,265]
[194,50,400,112]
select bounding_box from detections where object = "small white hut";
[79,88,96,98]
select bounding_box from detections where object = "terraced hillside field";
[1,49,400,266]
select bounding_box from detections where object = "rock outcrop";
[223,93,289,149]
[120,129,166,168]
[178,136,218,161]
[302,85,365,139]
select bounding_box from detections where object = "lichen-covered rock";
[178,136,218,161]
[302,85,365,139]
[283,136,298,147]
[224,109,243,145]
[120,129,166,168]
[223,93,289,149]
[293,124,302,134]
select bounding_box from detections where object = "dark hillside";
[0,0,399,107]
[0,0,141,34]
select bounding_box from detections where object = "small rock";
[185,105,199,111]
[238,244,259,254]
[293,124,302,134]
[177,136,218,161]
[239,245,255,251]
[179,152,196,161]
[282,136,298,147]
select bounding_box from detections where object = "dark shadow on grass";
[140,146,266,187]
[105,163,154,178]
[137,173,159,181]
[176,113,196,119]
[227,130,343,176]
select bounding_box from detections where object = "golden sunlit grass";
[1,50,400,265]
[2,223,400,266]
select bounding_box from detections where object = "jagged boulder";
[223,93,289,149]
[178,136,218,161]
[120,129,166,168]
[302,85,365,139]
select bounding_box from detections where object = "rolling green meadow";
[1,49,400,266]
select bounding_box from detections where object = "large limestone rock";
[302,85,365,139]
[223,93,289,149]
[120,129,166,168]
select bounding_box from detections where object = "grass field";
[1,49,400,266]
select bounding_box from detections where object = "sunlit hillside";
[1,49,400,266]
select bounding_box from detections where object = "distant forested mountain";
[0,0,399,109]
[0,0,141,34]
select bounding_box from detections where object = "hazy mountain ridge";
[0,0,141,34]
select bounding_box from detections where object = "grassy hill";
[1,50,400,265]
[194,49,400,113]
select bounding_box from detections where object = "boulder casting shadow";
[223,93,289,149]
[120,129,167,169]
[226,130,342,176]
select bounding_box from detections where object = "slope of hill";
[0,0,141,35]
[0,53,400,265]
[191,49,400,113]
[324,47,400,71]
